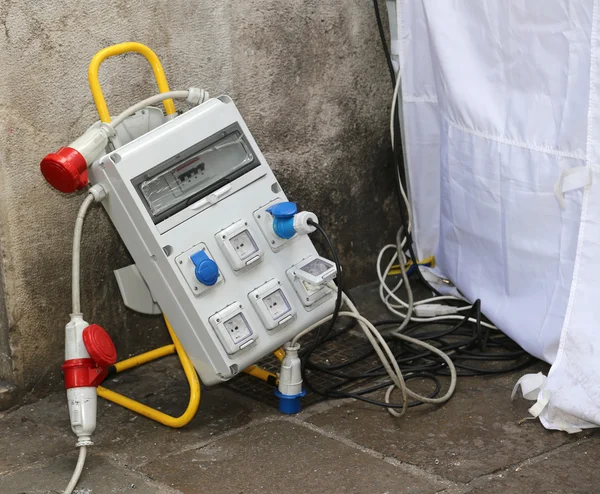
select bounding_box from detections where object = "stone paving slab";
[1,455,178,494]
[97,385,276,468]
[307,377,582,483]
[0,403,73,476]
[1,283,594,492]
[139,420,448,494]
[0,358,275,475]
[467,436,600,493]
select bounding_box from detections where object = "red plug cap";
[40,147,89,193]
[82,324,117,367]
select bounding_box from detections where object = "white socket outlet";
[230,230,259,260]
[263,289,291,320]
[248,279,296,330]
[224,313,252,344]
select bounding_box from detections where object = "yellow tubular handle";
[97,316,200,428]
[113,344,175,373]
[88,42,176,123]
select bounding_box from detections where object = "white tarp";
[389,1,600,431]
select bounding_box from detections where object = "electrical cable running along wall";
[386,0,600,432]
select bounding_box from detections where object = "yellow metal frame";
[97,315,283,427]
[88,42,177,123]
[90,42,284,428]
[98,316,200,427]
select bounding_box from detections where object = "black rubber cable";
[371,0,396,86]
[299,220,344,385]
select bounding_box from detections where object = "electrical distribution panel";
[87,96,335,384]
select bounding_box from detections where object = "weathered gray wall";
[0,0,398,396]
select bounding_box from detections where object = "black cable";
[326,373,441,409]
[371,0,396,86]
[300,220,344,381]
[371,0,444,297]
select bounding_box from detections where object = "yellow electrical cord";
[113,344,176,372]
[88,42,176,123]
[97,315,286,427]
[97,316,200,428]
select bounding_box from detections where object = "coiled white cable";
[376,243,497,329]
[292,291,457,418]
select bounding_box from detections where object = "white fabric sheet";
[389,0,600,431]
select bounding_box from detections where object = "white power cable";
[72,194,95,314]
[394,228,413,333]
[341,294,456,410]
[376,243,497,329]
[386,68,478,324]
[67,190,105,493]
[109,90,191,129]
[63,445,87,494]
[291,291,457,418]
[63,89,210,494]
[378,245,461,308]
[389,72,413,233]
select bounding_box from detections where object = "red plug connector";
[63,316,117,446]
[41,126,111,193]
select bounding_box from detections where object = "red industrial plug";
[40,126,111,193]
[62,324,117,389]
[41,148,89,193]
[63,316,117,447]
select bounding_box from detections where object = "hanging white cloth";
[388,0,600,431]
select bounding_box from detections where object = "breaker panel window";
[132,124,260,224]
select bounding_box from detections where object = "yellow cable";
[88,42,176,123]
[97,315,200,428]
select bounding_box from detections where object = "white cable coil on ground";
[292,290,457,418]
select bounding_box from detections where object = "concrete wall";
[0,0,398,397]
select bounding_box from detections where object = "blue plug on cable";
[274,342,306,414]
[266,202,318,239]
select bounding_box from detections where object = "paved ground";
[1,284,598,493]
